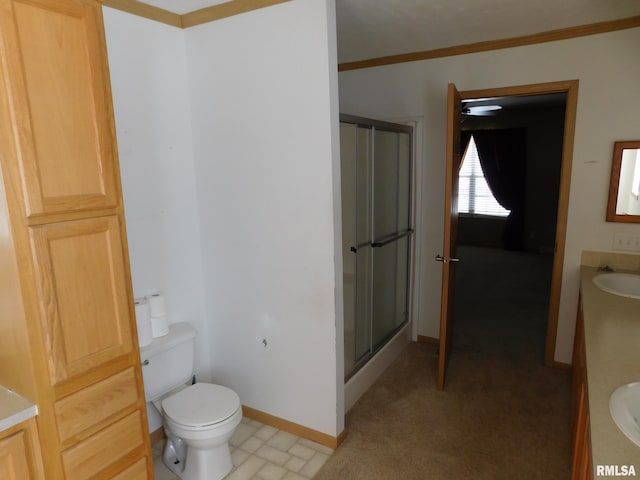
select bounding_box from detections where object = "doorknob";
[435,254,460,263]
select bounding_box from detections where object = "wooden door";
[437,84,462,390]
[29,216,134,386]
[0,0,119,217]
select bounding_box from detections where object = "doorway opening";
[456,92,566,370]
[438,81,578,389]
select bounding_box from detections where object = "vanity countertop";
[580,267,640,469]
[0,385,37,433]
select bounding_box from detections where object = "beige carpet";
[316,246,572,480]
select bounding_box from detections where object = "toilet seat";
[162,383,241,429]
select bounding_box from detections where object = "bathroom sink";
[592,273,640,299]
[610,382,640,447]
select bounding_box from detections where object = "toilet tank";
[139,322,197,401]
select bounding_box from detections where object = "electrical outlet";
[613,233,640,252]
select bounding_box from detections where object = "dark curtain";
[464,128,527,250]
[460,131,472,172]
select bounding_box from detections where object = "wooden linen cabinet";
[0,0,154,477]
[571,297,592,480]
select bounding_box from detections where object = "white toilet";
[139,322,242,480]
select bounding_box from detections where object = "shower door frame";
[340,114,415,381]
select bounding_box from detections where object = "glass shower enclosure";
[340,115,413,380]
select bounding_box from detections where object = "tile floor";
[153,417,334,480]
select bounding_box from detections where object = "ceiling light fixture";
[463,105,503,116]
[461,97,493,103]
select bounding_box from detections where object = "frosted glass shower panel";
[397,132,411,232]
[373,130,399,239]
[340,115,413,380]
[340,124,374,376]
[339,124,357,376]
[372,236,410,350]
[394,235,409,329]
[356,128,373,250]
[355,243,372,363]
[355,127,373,363]
[373,131,412,239]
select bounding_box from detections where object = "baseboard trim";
[417,334,439,344]
[242,405,345,449]
[148,406,345,450]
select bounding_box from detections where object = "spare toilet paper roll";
[150,314,169,338]
[146,293,167,318]
[134,298,153,347]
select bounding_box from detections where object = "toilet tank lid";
[139,322,196,360]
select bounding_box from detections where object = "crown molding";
[102,0,292,28]
[103,0,182,27]
[182,0,291,28]
[338,15,640,72]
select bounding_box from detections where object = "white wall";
[103,8,209,395]
[104,1,343,438]
[184,0,343,437]
[339,27,640,363]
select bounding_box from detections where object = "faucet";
[597,265,615,272]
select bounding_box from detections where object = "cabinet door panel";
[61,411,144,480]
[54,368,139,444]
[1,0,118,215]
[112,458,149,480]
[0,431,33,480]
[30,216,133,384]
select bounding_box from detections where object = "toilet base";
[161,398,242,480]
[163,437,233,480]
[184,442,233,480]
[162,436,187,477]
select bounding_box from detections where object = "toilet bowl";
[139,322,242,480]
[161,383,242,480]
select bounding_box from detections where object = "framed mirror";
[606,140,640,223]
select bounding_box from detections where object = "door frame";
[449,79,579,367]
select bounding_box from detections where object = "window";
[458,135,510,217]
[631,149,640,198]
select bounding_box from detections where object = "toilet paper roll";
[134,298,153,347]
[150,314,169,338]
[146,293,167,318]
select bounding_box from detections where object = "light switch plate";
[613,233,640,252]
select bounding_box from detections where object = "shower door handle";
[371,229,414,248]
[350,237,386,253]
[435,254,460,263]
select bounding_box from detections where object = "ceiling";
[336,0,640,64]
[139,0,640,65]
